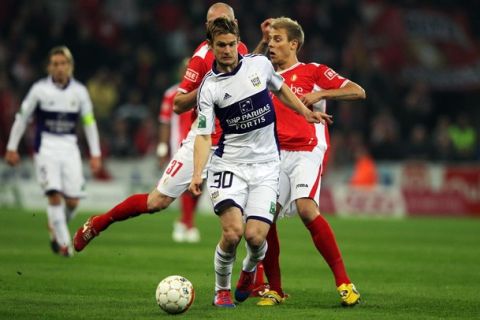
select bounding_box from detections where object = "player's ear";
[207,39,213,50]
[290,39,298,51]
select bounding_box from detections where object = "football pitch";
[0,208,479,320]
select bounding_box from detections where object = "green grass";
[0,208,479,319]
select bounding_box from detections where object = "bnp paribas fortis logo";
[198,115,206,128]
[249,73,261,87]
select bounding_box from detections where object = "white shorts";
[156,141,208,198]
[34,147,85,198]
[278,146,326,217]
[207,156,279,224]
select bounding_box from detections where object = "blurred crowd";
[1,0,479,167]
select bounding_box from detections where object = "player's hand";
[188,175,203,196]
[304,110,333,125]
[89,156,102,174]
[5,150,20,166]
[260,18,273,42]
[300,92,322,107]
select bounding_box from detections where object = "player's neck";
[216,61,238,73]
[52,76,70,88]
[276,57,298,72]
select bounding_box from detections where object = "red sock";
[180,192,198,229]
[254,262,264,286]
[263,223,284,297]
[307,215,350,287]
[94,194,149,232]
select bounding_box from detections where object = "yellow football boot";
[257,290,287,306]
[337,283,360,306]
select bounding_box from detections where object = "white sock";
[242,240,267,272]
[214,244,235,292]
[47,204,71,247]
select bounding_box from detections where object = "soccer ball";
[155,275,195,314]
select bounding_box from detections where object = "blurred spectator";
[404,124,433,160]
[448,113,477,161]
[431,116,454,162]
[87,67,119,133]
[349,142,378,188]
[401,81,433,132]
[369,108,403,160]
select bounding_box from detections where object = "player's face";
[48,54,72,85]
[268,28,296,67]
[211,33,239,71]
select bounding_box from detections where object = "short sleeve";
[195,82,215,135]
[178,56,208,94]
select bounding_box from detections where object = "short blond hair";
[270,17,304,52]
[47,45,74,75]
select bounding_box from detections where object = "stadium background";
[1,2,480,319]
[0,0,479,216]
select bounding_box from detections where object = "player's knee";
[296,199,319,224]
[244,231,265,248]
[222,228,243,247]
[147,193,174,212]
[46,191,62,205]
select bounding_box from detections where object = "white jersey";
[7,76,100,156]
[196,54,283,163]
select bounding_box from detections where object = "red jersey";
[178,40,248,145]
[159,83,196,154]
[274,62,348,151]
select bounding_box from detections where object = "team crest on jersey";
[291,74,297,82]
[269,201,276,215]
[198,115,206,128]
[249,73,261,87]
[185,68,199,82]
[324,68,337,80]
[239,98,254,114]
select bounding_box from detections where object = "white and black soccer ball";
[155,275,195,314]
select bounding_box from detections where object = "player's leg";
[207,160,248,307]
[34,152,72,256]
[61,149,84,224]
[259,164,291,304]
[213,206,244,307]
[74,144,197,252]
[46,191,73,256]
[173,192,200,243]
[291,149,359,306]
[73,189,175,251]
[235,161,278,303]
[64,197,79,223]
[296,198,360,305]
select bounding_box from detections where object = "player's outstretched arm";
[274,83,333,124]
[300,81,366,107]
[173,89,198,114]
[188,134,211,196]
[253,18,273,55]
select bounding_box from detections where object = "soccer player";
[188,17,332,308]
[73,3,250,252]
[4,46,102,257]
[158,58,201,243]
[255,17,366,307]
[174,2,273,293]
